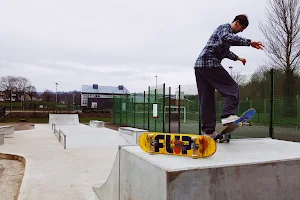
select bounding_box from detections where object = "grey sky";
[0,0,268,94]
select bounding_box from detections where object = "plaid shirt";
[195,23,251,68]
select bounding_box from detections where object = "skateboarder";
[194,14,264,140]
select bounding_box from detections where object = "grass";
[79,117,112,123]
[0,117,49,123]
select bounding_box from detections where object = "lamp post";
[155,75,157,90]
[73,92,75,111]
[55,83,58,112]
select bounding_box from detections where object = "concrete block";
[94,138,300,200]
[118,127,148,145]
[0,133,4,145]
[90,120,104,128]
[49,114,79,125]
[0,125,14,137]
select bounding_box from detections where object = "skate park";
[1,113,300,200]
[1,1,300,198]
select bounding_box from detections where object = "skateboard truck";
[191,136,199,159]
[238,121,253,126]
[148,133,156,155]
[216,134,230,143]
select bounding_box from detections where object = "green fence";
[112,69,300,142]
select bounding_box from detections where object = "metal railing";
[52,123,66,149]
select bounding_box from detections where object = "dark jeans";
[194,67,239,133]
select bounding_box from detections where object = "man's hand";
[237,57,246,65]
[251,41,264,50]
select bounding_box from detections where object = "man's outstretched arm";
[219,26,251,46]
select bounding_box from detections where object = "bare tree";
[26,85,37,100]
[232,72,247,86]
[15,76,30,101]
[0,76,17,100]
[259,0,300,97]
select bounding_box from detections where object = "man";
[194,14,263,140]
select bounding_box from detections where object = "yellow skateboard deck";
[139,132,217,159]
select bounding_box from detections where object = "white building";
[81,84,130,109]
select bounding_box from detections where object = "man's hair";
[233,14,249,27]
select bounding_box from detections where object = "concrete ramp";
[93,147,121,200]
[49,114,79,125]
[93,138,300,200]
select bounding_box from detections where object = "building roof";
[81,85,130,94]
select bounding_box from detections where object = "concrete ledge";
[0,125,14,137]
[94,138,300,200]
[90,120,104,128]
[0,133,4,145]
[49,114,79,125]
[118,127,148,145]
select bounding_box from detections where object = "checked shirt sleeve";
[226,51,238,61]
[219,26,251,46]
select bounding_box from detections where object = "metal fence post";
[297,95,299,130]
[113,96,115,124]
[134,93,136,127]
[264,99,267,125]
[126,94,129,126]
[143,91,146,130]
[169,87,171,133]
[178,85,181,133]
[269,68,274,138]
[163,83,165,133]
[120,96,122,125]
[148,86,150,130]
[154,89,157,132]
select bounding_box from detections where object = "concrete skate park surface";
[1,114,300,199]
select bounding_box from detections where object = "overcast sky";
[0,0,268,94]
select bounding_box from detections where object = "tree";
[232,72,247,86]
[259,0,300,98]
[41,90,52,102]
[0,76,38,101]
[15,76,30,101]
[0,76,17,100]
[26,85,37,100]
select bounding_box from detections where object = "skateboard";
[139,132,217,159]
[217,108,256,143]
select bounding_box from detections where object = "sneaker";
[221,115,240,125]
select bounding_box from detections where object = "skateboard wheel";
[238,122,243,126]
[191,136,198,141]
[248,122,253,126]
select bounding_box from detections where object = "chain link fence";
[112,68,300,142]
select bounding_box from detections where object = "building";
[81,84,130,110]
